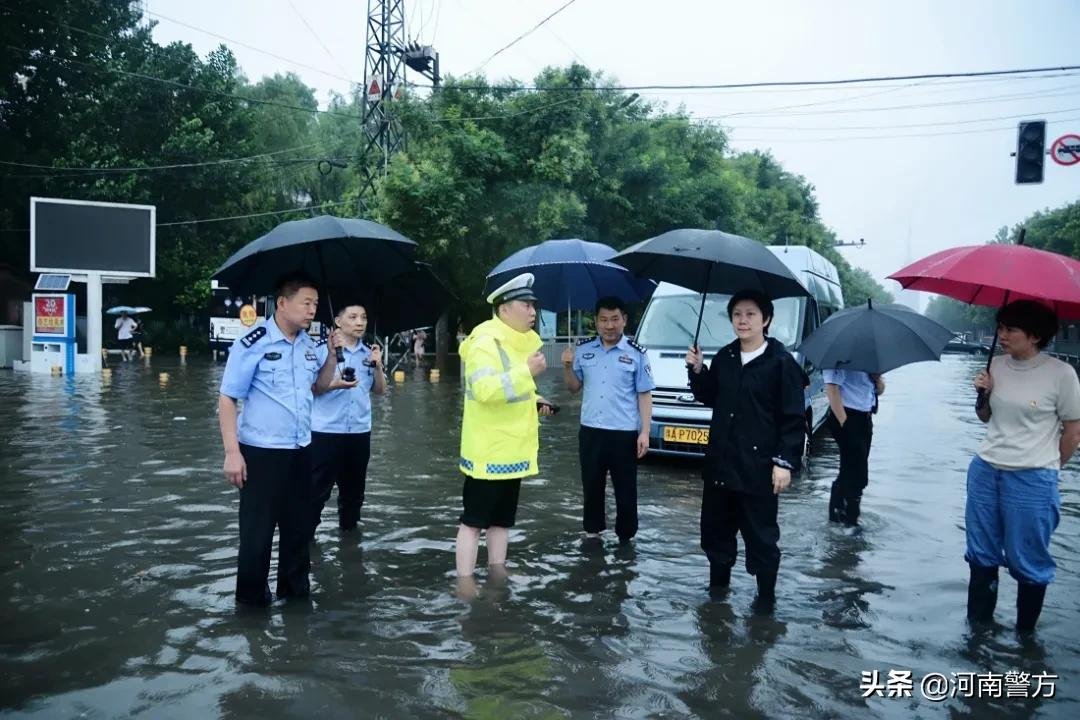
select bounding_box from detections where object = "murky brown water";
[1,355,1077,718]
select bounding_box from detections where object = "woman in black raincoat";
[686,288,806,612]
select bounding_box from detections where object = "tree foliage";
[3,8,892,330]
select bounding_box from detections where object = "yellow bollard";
[429,369,441,383]
[158,372,169,385]
[50,365,62,376]
[101,368,112,378]
[143,346,153,357]
[179,345,188,358]
[393,370,405,383]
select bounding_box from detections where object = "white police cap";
[486,272,538,306]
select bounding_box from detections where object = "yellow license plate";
[663,426,710,445]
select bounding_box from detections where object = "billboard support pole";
[87,272,102,368]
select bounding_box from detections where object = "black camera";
[341,366,356,382]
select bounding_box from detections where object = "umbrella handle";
[976,291,1007,411]
[687,265,711,370]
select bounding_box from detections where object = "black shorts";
[118,338,134,349]
[460,476,522,529]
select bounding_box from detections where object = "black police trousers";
[236,444,311,605]
[309,430,371,534]
[827,409,873,526]
[701,480,780,577]
[579,425,639,540]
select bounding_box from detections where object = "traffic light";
[1015,120,1046,184]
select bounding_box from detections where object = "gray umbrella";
[611,228,809,346]
[799,299,954,375]
[212,215,418,297]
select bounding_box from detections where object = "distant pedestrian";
[114,311,138,361]
[413,328,428,367]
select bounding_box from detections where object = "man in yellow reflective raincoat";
[456,272,555,578]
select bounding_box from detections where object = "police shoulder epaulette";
[577,336,597,346]
[240,326,267,348]
[315,338,328,347]
[627,338,647,353]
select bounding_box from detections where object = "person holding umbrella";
[309,302,386,538]
[796,299,954,529]
[218,271,350,606]
[455,273,555,581]
[685,289,806,612]
[561,296,655,545]
[114,310,138,361]
[966,300,1080,633]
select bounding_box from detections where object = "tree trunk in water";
[435,311,449,371]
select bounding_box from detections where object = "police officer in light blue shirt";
[310,301,386,537]
[218,271,348,606]
[823,367,886,528]
[562,296,655,544]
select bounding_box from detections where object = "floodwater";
[0,354,1077,719]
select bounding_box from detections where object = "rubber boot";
[843,497,862,528]
[751,571,777,614]
[828,483,844,523]
[1016,582,1047,634]
[709,563,731,590]
[966,564,999,624]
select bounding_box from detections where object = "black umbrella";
[212,215,418,298]
[611,228,809,346]
[362,262,456,337]
[799,299,954,375]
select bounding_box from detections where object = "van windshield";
[636,294,803,350]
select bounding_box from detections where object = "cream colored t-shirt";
[979,353,1080,470]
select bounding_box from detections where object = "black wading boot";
[1016,582,1047,635]
[966,564,999,625]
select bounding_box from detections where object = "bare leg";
[486,526,509,566]
[456,523,481,576]
[455,574,479,601]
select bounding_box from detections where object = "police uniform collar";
[267,315,313,345]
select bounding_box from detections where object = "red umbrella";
[888,236,1080,408]
[888,242,1080,320]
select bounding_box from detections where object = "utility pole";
[358,0,440,212]
[359,0,445,367]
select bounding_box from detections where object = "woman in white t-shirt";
[967,300,1080,634]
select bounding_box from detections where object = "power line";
[284,0,353,81]
[417,63,1080,91]
[709,84,1080,119]
[145,8,359,85]
[1,200,357,234]
[0,143,322,173]
[717,107,1080,133]
[157,200,355,227]
[4,43,367,121]
[725,116,1080,143]
[470,0,580,74]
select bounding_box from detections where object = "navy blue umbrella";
[484,239,655,322]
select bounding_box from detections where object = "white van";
[635,245,844,456]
